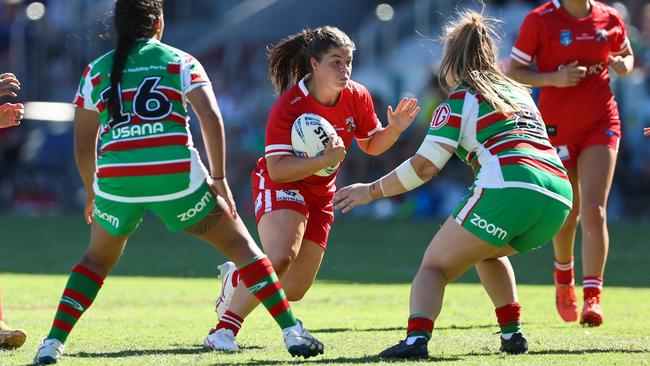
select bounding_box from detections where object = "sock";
[237,255,297,330]
[215,310,244,336]
[406,314,433,341]
[583,276,603,301]
[554,257,574,285]
[47,264,105,343]
[495,302,522,336]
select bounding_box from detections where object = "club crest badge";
[345,117,356,132]
[560,30,572,46]
[595,29,608,42]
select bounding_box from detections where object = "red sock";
[406,314,433,340]
[554,257,574,285]
[495,302,522,334]
[583,276,603,301]
[215,310,244,336]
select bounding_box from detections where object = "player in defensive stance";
[508,0,634,326]
[207,26,419,351]
[334,10,572,359]
[33,1,322,364]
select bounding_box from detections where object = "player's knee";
[284,283,309,301]
[580,203,606,227]
[268,251,298,274]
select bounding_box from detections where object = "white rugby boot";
[34,338,65,365]
[204,328,239,352]
[215,261,238,320]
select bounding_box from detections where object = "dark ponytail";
[109,0,163,123]
[266,26,355,95]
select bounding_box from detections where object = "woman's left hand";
[334,183,373,213]
[644,127,650,137]
[386,97,420,134]
[208,177,238,218]
[608,55,627,76]
[84,192,95,225]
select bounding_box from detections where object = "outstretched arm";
[357,97,420,156]
[334,142,454,213]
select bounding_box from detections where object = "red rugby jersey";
[511,0,629,145]
[255,76,381,197]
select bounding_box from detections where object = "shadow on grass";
[527,348,649,355]
[313,324,494,334]
[68,344,263,358]
[223,354,462,365]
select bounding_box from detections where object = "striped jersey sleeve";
[610,9,630,55]
[264,106,294,158]
[73,64,100,112]
[511,12,540,66]
[423,89,468,148]
[178,54,210,95]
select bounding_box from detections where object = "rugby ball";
[291,113,340,177]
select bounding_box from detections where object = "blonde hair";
[438,10,528,113]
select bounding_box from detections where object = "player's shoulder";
[86,49,116,73]
[269,84,304,119]
[592,1,624,22]
[150,41,199,63]
[528,1,559,18]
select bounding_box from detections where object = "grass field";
[1,214,650,365]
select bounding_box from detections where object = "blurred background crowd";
[0,0,649,221]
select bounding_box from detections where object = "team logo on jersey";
[595,29,608,42]
[560,30,572,46]
[345,117,356,132]
[430,103,451,130]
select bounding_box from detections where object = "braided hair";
[108,0,163,123]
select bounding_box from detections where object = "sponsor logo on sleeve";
[430,103,451,130]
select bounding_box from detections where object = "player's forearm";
[199,113,227,179]
[507,65,556,87]
[362,125,400,156]
[370,156,437,199]
[267,155,333,183]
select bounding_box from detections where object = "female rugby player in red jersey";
[508,0,634,326]
[206,26,420,351]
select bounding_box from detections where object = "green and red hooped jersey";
[425,85,572,209]
[73,39,211,202]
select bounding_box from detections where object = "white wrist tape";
[416,140,453,170]
[395,159,425,191]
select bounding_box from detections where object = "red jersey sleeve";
[353,84,381,141]
[610,9,630,55]
[511,12,541,66]
[264,104,294,159]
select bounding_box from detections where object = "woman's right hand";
[551,61,586,88]
[321,134,346,166]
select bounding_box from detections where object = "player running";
[33,1,323,364]
[508,0,634,326]
[206,26,420,351]
[334,10,572,358]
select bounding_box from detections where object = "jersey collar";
[298,74,312,96]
